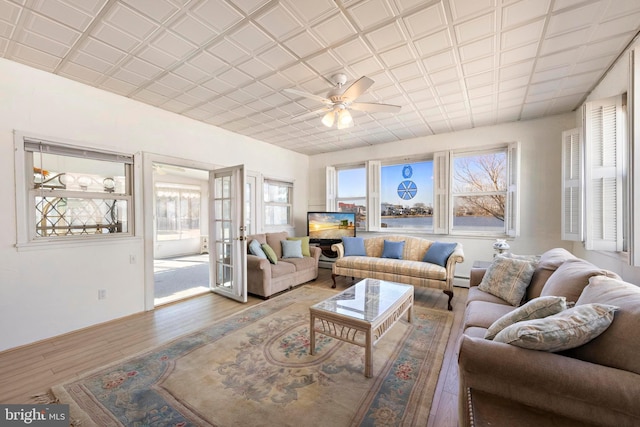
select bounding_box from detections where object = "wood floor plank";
[0,267,468,427]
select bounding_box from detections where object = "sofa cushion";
[485,296,567,340]
[423,241,457,266]
[540,258,618,303]
[334,256,446,280]
[464,300,515,330]
[342,236,366,256]
[261,243,278,264]
[527,248,577,300]
[493,303,618,352]
[567,276,640,375]
[281,239,303,258]
[269,260,296,278]
[478,256,537,306]
[382,240,405,259]
[466,286,512,306]
[287,236,311,257]
[279,256,317,272]
[266,232,288,259]
[249,239,267,259]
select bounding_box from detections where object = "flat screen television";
[307,211,356,244]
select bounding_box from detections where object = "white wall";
[308,114,577,279]
[0,58,309,351]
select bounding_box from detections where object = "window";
[336,166,366,229]
[155,183,201,241]
[326,144,519,236]
[451,150,507,234]
[380,160,433,230]
[264,179,292,226]
[23,138,133,240]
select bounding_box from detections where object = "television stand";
[312,243,339,269]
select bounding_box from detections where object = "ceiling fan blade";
[284,88,332,105]
[292,106,333,120]
[341,76,374,101]
[350,102,402,114]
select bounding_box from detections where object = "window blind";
[24,139,134,164]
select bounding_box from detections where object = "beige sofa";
[246,231,321,298]
[330,235,464,310]
[459,248,640,426]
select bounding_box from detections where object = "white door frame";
[141,152,220,311]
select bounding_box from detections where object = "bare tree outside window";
[452,152,507,232]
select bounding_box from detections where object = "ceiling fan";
[284,73,402,129]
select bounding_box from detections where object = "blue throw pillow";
[423,241,457,266]
[249,239,267,259]
[342,236,366,256]
[281,239,303,258]
[382,240,404,259]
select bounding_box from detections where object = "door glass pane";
[222,176,230,198]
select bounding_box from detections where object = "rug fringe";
[32,390,59,404]
[32,391,83,426]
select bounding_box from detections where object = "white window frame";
[263,178,293,229]
[14,131,136,248]
[378,158,435,234]
[335,164,366,230]
[449,144,518,237]
[325,143,519,237]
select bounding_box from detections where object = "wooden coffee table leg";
[309,314,315,355]
[365,329,373,378]
[331,274,337,288]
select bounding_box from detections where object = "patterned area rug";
[48,286,453,426]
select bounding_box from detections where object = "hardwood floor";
[0,268,468,426]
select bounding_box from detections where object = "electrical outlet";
[98,289,107,300]
[129,255,136,264]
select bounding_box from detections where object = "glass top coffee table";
[309,278,414,378]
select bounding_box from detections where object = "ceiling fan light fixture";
[321,110,336,127]
[337,108,353,129]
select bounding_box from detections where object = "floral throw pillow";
[485,296,567,340]
[493,303,618,352]
[478,256,537,306]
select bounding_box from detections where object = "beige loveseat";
[459,248,640,426]
[330,235,464,310]
[246,231,321,298]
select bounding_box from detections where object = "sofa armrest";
[331,242,344,258]
[246,254,271,297]
[309,245,321,261]
[458,335,640,426]
[443,244,464,287]
[469,267,487,288]
[247,254,270,270]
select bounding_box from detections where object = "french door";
[209,165,247,302]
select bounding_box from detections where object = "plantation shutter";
[584,96,623,251]
[631,48,640,266]
[367,160,382,231]
[325,166,336,211]
[561,128,583,241]
[506,142,520,237]
[432,151,450,234]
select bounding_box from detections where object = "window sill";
[15,235,143,252]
